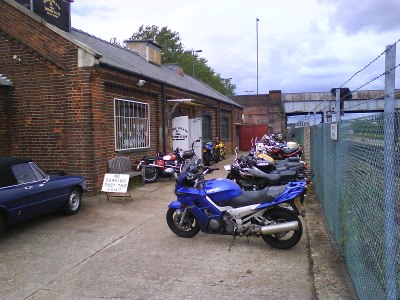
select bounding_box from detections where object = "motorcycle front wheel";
[203,152,212,166]
[261,207,302,249]
[220,148,228,159]
[166,208,200,238]
[142,166,159,183]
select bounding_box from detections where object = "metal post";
[256,18,259,95]
[333,89,341,241]
[383,44,397,299]
[313,109,317,125]
[192,51,195,78]
[335,89,341,122]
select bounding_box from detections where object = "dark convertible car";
[0,157,87,238]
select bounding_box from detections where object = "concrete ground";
[0,155,358,300]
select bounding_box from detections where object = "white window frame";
[114,98,150,151]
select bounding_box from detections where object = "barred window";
[114,98,150,151]
[202,114,212,142]
[221,117,230,139]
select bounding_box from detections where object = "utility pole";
[256,18,260,94]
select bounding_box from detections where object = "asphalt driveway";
[0,157,356,299]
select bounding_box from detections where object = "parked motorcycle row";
[202,139,228,166]
[225,137,314,191]
[137,139,228,183]
[163,134,314,250]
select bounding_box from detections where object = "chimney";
[124,40,162,66]
[163,64,184,76]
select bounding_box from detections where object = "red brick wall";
[0,1,243,192]
[230,91,284,133]
[0,1,93,183]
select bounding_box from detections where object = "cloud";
[324,0,400,34]
[70,0,400,95]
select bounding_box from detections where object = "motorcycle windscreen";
[204,178,242,203]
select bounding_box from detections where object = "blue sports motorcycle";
[166,158,307,249]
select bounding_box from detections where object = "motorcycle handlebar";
[204,167,219,174]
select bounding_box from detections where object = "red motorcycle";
[267,145,303,161]
[137,140,200,183]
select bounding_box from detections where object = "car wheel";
[62,188,81,215]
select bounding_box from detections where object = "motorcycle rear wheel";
[142,166,159,183]
[166,208,200,238]
[261,207,302,249]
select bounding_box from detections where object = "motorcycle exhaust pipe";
[259,221,299,235]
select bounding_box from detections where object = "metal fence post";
[303,123,311,167]
[331,89,341,241]
[336,89,341,122]
[383,44,397,299]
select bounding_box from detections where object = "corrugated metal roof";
[68,29,242,108]
[0,74,13,87]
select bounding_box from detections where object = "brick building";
[230,90,285,134]
[0,0,243,192]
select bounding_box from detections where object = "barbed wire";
[297,88,398,126]
[338,38,400,89]
[345,90,398,111]
[297,58,400,124]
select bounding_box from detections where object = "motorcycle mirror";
[224,165,231,171]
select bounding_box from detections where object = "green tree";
[130,25,236,95]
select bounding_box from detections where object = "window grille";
[221,117,230,139]
[114,98,150,151]
[202,115,212,142]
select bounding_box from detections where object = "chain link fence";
[293,112,400,299]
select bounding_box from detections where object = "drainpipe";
[217,101,221,139]
[161,83,167,153]
[4,86,13,155]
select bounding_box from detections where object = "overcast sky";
[71,0,400,95]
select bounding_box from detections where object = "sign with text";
[331,123,338,140]
[32,0,71,32]
[101,173,130,193]
[172,116,190,151]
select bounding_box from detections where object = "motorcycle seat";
[275,162,303,170]
[251,169,281,181]
[278,170,297,180]
[227,185,287,207]
[275,157,301,164]
[182,150,195,159]
[282,147,300,154]
[145,156,160,161]
[287,156,300,162]
[286,162,303,168]
[275,166,288,172]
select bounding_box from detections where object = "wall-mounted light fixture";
[137,79,146,87]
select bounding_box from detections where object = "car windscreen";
[11,162,45,184]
